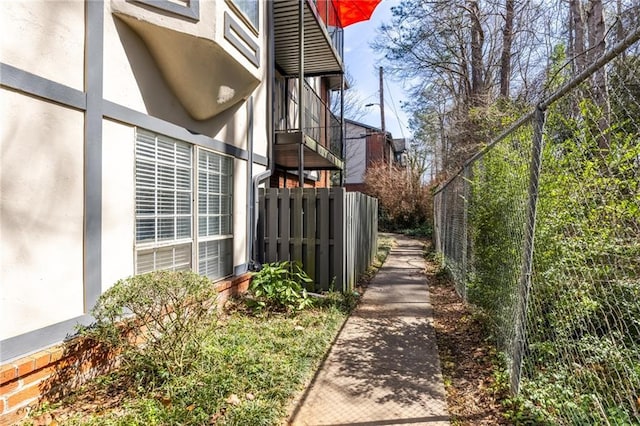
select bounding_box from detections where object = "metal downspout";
[298,0,305,187]
[246,96,254,270]
[248,0,275,270]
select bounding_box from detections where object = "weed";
[248,261,314,312]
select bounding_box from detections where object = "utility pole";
[378,66,385,136]
[378,66,391,170]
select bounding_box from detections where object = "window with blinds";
[134,129,234,280]
[197,150,234,279]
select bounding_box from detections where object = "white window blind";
[134,130,234,280]
[135,129,193,272]
[197,149,234,279]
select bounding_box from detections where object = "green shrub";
[81,270,218,387]
[248,261,314,312]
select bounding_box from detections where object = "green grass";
[25,236,396,426]
[26,304,348,426]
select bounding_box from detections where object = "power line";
[383,75,406,139]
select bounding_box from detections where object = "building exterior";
[344,118,404,193]
[0,1,346,422]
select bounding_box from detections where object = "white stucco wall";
[0,1,85,91]
[0,90,85,340]
[102,1,269,157]
[101,120,136,291]
[1,0,267,350]
[233,159,248,269]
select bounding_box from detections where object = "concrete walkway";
[289,234,450,426]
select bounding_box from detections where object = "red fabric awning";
[333,0,381,27]
[317,0,382,28]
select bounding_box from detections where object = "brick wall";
[366,133,388,165]
[0,273,252,425]
[270,171,329,189]
[344,183,368,193]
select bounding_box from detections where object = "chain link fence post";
[510,106,546,395]
[461,165,470,302]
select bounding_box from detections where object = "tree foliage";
[364,160,432,230]
[374,0,640,178]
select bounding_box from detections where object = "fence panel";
[259,188,378,292]
[434,29,640,424]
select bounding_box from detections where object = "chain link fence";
[434,28,640,424]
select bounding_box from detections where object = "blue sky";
[342,0,411,140]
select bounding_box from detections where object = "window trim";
[225,0,259,34]
[134,130,235,281]
[223,12,260,68]
[195,147,234,280]
[131,0,200,21]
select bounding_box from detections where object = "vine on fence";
[435,46,640,424]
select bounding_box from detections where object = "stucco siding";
[0,90,85,340]
[101,120,135,292]
[232,159,248,269]
[0,1,85,91]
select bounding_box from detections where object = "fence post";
[461,166,470,302]
[511,106,546,395]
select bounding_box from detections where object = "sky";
[342,0,411,140]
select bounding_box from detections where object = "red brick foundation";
[0,273,252,426]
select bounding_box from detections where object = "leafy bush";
[464,95,640,423]
[248,261,314,312]
[81,270,218,387]
[364,161,432,231]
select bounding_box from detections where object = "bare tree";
[373,0,550,174]
[330,68,368,122]
[586,0,611,149]
[500,0,515,98]
[569,0,587,73]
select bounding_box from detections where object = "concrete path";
[289,234,450,426]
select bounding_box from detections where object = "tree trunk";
[500,0,514,98]
[586,0,610,150]
[569,0,587,74]
[469,0,485,105]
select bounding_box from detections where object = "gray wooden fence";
[258,188,378,292]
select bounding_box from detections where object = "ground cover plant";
[23,237,394,426]
[23,270,350,426]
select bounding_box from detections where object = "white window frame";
[195,147,234,280]
[134,129,234,281]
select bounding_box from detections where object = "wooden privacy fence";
[258,188,378,292]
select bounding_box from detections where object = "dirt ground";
[424,244,511,425]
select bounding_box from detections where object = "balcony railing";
[275,79,343,167]
[312,0,344,61]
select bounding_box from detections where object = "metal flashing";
[0,315,94,363]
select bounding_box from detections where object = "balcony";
[274,80,343,170]
[273,0,344,81]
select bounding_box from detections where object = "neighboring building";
[344,119,401,192]
[0,0,347,422]
[392,138,408,167]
